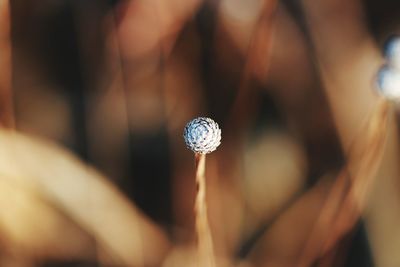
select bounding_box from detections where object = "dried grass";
[297,100,390,267]
[194,153,217,267]
[0,0,14,127]
[0,129,170,266]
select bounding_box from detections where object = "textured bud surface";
[183,117,221,154]
[384,35,400,69]
[376,65,400,100]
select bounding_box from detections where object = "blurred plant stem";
[298,0,400,266]
[0,0,15,128]
[0,129,171,267]
[227,0,278,131]
[215,0,279,258]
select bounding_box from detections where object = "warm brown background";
[1,0,400,266]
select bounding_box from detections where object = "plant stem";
[296,100,389,267]
[0,0,15,128]
[194,153,216,267]
[297,0,399,265]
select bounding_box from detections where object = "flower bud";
[183,117,221,154]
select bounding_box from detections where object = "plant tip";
[183,117,221,154]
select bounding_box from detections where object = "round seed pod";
[183,117,221,154]
[376,65,400,100]
[384,35,400,69]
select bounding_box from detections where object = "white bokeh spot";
[376,65,400,100]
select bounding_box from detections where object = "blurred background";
[1,0,400,266]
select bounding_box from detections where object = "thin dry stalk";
[322,101,389,250]
[194,153,216,267]
[297,100,390,267]
[227,0,278,130]
[0,0,15,128]
[218,0,278,253]
[296,0,398,265]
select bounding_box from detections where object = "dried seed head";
[376,65,400,100]
[183,117,221,154]
[384,35,400,69]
